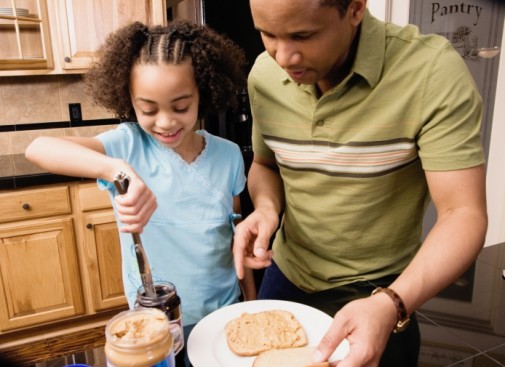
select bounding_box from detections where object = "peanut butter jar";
[105,308,175,367]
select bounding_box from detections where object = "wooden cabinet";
[0,182,126,339]
[0,219,84,331]
[0,0,168,75]
[0,186,71,222]
[77,183,126,311]
[53,0,168,71]
[0,186,84,331]
[0,0,54,72]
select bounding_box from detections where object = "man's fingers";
[314,314,349,363]
[233,244,245,279]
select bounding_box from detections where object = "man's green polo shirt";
[248,10,484,292]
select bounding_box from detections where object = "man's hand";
[313,293,398,367]
[233,207,278,279]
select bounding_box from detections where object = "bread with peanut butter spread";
[225,310,308,356]
[253,346,330,367]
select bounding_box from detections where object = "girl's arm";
[25,136,157,234]
[25,136,124,181]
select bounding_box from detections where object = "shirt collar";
[353,9,385,88]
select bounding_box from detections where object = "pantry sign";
[410,0,503,159]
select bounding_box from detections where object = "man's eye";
[293,34,312,41]
[261,32,275,39]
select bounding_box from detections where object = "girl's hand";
[114,171,157,233]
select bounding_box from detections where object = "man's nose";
[274,41,300,68]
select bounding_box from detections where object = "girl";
[25,20,256,327]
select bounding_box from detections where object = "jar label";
[170,317,184,354]
[151,352,175,367]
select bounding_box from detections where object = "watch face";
[394,317,411,333]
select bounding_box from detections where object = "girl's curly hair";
[84,20,246,121]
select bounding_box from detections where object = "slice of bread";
[253,346,330,367]
[225,310,308,356]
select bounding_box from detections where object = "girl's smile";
[154,128,183,144]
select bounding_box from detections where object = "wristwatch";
[371,287,410,333]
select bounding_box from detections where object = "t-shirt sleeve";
[417,44,485,170]
[248,64,276,161]
[95,123,136,191]
[231,144,246,197]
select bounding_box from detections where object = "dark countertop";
[0,173,87,190]
[0,118,120,191]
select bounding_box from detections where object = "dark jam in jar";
[136,281,184,358]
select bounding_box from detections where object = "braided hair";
[85,20,246,121]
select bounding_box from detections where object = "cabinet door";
[82,211,126,311]
[55,0,167,70]
[0,0,54,73]
[0,218,84,331]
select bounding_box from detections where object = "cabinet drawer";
[78,184,112,211]
[0,187,71,223]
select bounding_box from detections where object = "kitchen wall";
[0,75,116,180]
[369,1,505,248]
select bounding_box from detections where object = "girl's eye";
[141,110,156,116]
[174,107,190,113]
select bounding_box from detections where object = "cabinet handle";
[64,56,71,63]
[22,203,30,210]
[86,223,93,229]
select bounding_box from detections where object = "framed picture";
[409,0,504,159]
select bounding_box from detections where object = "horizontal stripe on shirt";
[263,134,418,177]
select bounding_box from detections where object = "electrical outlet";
[68,103,82,123]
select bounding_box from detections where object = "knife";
[113,171,156,298]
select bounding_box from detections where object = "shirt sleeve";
[417,43,485,170]
[230,144,246,197]
[248,62,277,161]
[95,122,137,191]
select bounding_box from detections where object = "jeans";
[258,260,420,367]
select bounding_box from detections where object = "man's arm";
[233,155,285,279]
[389,164,487,313]
[314,165,487,366]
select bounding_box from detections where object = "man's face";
[250,0,365,92]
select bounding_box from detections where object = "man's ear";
[348,0,367,26]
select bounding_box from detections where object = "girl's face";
[130,60,200,156]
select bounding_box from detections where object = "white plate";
[187,300,349,367]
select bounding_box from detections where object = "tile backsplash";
[0,74,113,125]
[0,74,117,183]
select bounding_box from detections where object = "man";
[233,0,488,366]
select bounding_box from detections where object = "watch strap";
[371,287,410,333]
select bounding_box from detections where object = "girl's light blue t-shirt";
[96,122,246,325]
